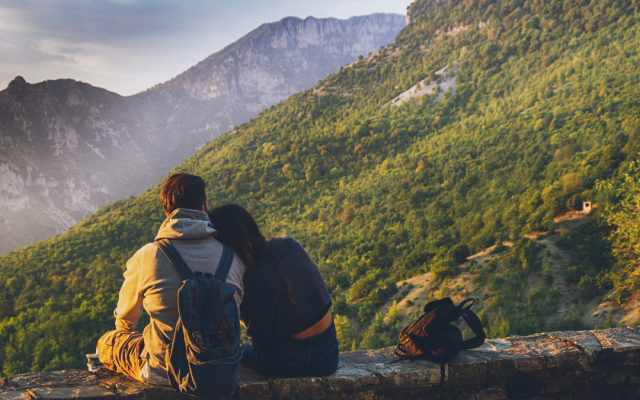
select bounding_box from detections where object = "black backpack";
[394,297,486,385]
[154,239,242,397]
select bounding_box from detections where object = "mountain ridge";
[0,13,406,255]
[142,13,407,126]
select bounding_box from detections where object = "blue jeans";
[241,321,339,377]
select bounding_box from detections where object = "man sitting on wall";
[97,172,246,384]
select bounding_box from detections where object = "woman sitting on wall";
[208,204,338,377]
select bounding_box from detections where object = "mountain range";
[0,13,406,255]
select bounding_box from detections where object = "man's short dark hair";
[161,173,207,215]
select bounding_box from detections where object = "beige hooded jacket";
[113,208,245,378]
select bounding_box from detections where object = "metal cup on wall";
[86,348,103,372]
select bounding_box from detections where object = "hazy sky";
[0,0,409,96]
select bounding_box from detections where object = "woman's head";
[209,204,295,303]
[208,204,264,268]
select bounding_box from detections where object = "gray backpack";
[155,239,242,397]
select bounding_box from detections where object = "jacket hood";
[155,209,216,240]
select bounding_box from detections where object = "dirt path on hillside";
[541,216,621,328]
[380,213,627,332]
[361,210,640,339]
[534,233,577,324]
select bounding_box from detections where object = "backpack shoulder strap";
[213,244,234,282]
[393,343,414,360]
[213,244,235,355]
[154,239,193,280]
[449,298,486,350]
[459,309,486,350]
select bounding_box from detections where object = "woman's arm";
[240,268,281,347]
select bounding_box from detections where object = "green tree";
[334,315,357,352]
[598,161,640,294]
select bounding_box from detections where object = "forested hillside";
[2,0,640,376]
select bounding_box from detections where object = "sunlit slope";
[1,0,640,375]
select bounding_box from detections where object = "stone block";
[0,391,30,400]
[8,371,98,389]
[470,351,524,386]
[373,386,444,400]
[27,386,116,399]
[471,387,507,400]
[270,377,328,399]
[547,330,603,365]
[606,371,640,387]
[142,386,233,400]
[543,369,605,394]
[338,348,397,366]
[504,377,544,399]
[236,365,271,399]
[555,390,620,400]
[92,370,127,392]
[370,360,442,389]
[592,328,640,367]
[331,346,442,391]
[323,365,379,393]
[592,328,640,351]
[627,326,640,334]
[326,389,379,400]
[507,333,585,371]
[92,370,234,400]
[448,350,489,390]
[480,343,547,398]
[490,336,546,373]
[472,342,545,392]
[619,385,640,400]
[477,339,512,352]
[114,383,147,400]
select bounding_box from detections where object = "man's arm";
[113,253,144,331]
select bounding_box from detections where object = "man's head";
[161,173,209,216]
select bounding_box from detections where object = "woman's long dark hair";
[208,204,294,303]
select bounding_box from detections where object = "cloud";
[0,0,410,95]
[1,0,216,44]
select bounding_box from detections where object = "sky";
[0,0,410,96]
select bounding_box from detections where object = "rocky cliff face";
[0,77,163,254]
[0,14,405,255]
[138,14,407,148]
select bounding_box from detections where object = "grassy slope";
[1,0,640,375]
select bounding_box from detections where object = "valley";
[0,14,406,256]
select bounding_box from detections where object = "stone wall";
[1,327,640,399]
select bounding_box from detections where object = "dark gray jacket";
[241,236,330,347]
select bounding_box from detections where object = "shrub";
[448,244,471,264]
[334,315,357,352]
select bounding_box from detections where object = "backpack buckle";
[457,298,475,310]
[217,330,226,340]
[193,332,209,349]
